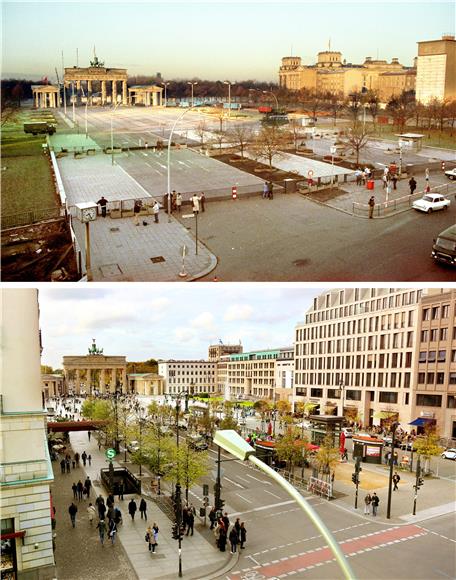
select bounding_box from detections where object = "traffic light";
[172,523,179,539]
[418,477,424,487]
[232,186,237,200]
[352,473,359,485]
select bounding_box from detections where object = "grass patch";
[367,123,456,149]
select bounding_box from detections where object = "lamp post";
[214,430,356,580]
[187,81,198,108]
[223,81,234,118]
[161,82,171,107]
[110,102,120,166]
[386,421,399,519]
[339,381,345,420]
[263,89,279,112]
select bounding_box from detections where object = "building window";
[431,307,439,320]
[447,395,456,409]
[427,372,435,384]
[436,372,445,385]
[422,308,430,321]
[442,305,449,318]
[379,392,398,404]
[419,351,427,363]
[428,351,436,363]
[311,388,323,397]
[430,329,438,341]
[450,373,456,385]
[438,350,446,362]
[346,389,362,401]
[418,372,425,384]
[416,394,442,407]
[421,330,428,342]
[440,328,448,341]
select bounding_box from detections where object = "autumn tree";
[365,90,381,129]
[412,427,444,474]
[167,442,209,502]
[313,435,340,481]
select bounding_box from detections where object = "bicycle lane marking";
[229,524,427,578]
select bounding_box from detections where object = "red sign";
[366,446,381,457]
[232,186,237,200]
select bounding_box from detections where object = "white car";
[127,440,140,453]
[412,193,451,213]
[441,448,456,460]
[444,168,456,180]
[342,427,353,438]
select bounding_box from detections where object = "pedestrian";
[263,181,269,199]
[176,192,182,213]
[229,527,239,554]
[234,517,241,539]
[355,168,362,186]
[218,524,227,552]
[107,506,115,524]
[60,458,66,474]
[97,518,106,545]
[409,176,417,195]
[240,522,247,549]
[393,472,401,491]
[87,503,96,525]
[72,459,76,470]
[172,190,177,212]
[88,431,91,441]
[97,500,106,521]
[392,174,398,190]
[96,196,108,218]
[268,181,274,199]
[371,492,380,516]
[186,509,194,536]
[368,195,375,219]
[382,174,388,189]
[153,200,160,223]
[68,502,78,528]
[72,482,78,500]
[81,451,87,466]
[209,507,217,530]
[74,452,80,465]
[139,498,147,520]
[84,476,91,498]
[118,482,124,501]
[107,494,115,509]
[114,507,123,526]
[150,523,159,553]
[145,525,153,551]
[425,167,430,182]
[364,493,372,515]
[108,519,117,545]
[134,200,142,226]
[128,498,137,521]
[88,454,92,466]
[341,448,348,461]
[191,193,201,214]
[200,191,206,212]
[77,480,84,501]
[222,512,230,530]
[386,181,392,201]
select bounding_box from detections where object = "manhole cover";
[100,264,123,276]
[293,259,310,267]
[110,227,120,232]
[151,256,165,263]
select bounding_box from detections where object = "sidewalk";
[66,430,236,579]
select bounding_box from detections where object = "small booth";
[309,415,344,447]
[396,133,424,152]
[352,434,384,465]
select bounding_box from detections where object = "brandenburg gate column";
[100,368,106,394]
[101,81,107,105]
[87,80,92,102]
[75,369,81,394]
[122,368,127,392]
[86,368,91,394]
[122,81,127,105]
[112,81,117,104]
[110,369,116,393]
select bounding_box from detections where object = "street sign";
[181,244,187,258]
[330,146,337,155]
[182,214,194,219]
[307,169,314,178]
[105,448,116,460]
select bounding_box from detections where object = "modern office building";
[279,50,415,100]
[294,288,455,438]
[415,35,456,104]
[157,360,217,395]
[1,289,55,579]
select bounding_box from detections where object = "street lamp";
[161,82,171,107]
[386,421,400,519]
[338,381,345,420]
[263,89,279,112]
[214,430,356,580]
[223,81,235,118]
[187,81,198,108]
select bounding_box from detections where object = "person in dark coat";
[68,502,78,528]
[84,476,91,498]
[240,522,247,549]
[229,527,239,553]
[118,482,124,501]
[128,498,137,520]
[209,507,217,530]
[393,472,401,491]
[222,512,230,530]
[139,498,147,520]
[96,196,108,217]
[186,510,194,536]
[60,458,66,474]
[81,451,88,466]
[76,480,84,501]
[218,524,227,552]
[409,176,417,195]
[72,482,78,500]
[234,517,241,539]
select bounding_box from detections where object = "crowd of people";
[209,510,247,554]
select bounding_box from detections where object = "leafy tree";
[166,442,209,502]
[313,435,339,481]
[253,399,271,418]
[41,365,54,374]
[228,124,253,158]
[276,400,291,415]
[251,125,287,168]
[81,398,115,447]
[275,428,305,472]
[139,424,176,476]
[127,359,157,374]
[220,403,238,430]
[413,428,444,474]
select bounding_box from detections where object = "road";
[186,447,456,580]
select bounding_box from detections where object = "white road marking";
[225,477,244,489]
[236,475,250,484]
[264,490,282,500]
[116,164,151,197]
[230,500,296,517]
[236,493,253,504]
[245,473,272,485]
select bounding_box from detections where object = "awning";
[1,531,26,541]
[409,418,434,427]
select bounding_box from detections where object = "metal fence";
[353,182,456,218]
[1,206,63,230]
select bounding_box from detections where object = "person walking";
[364,493,372,515]
[409,176,417,195]
[186,509,194,536]
[392,174,398,190]
[88,454,92,466]
[128,498,137,521]
[234,517,241,540]
[229,527,239,554]
[108,519,117,545]
[218,524,227,552]
[268,181,274,200]
[263,182,269,199]
[118,482,124,501]
[240,522,247,549]
[96,196,108,217]
[72,482,78,500]
[355,168,362,186]
[139,498,147,520]
[134,200,142,225]
[371,492,380,516]
[81,451,87,466]
[150,523,159,553]
[209,507,217,530]
[97,500,106,521]
[88,431,91,441]
[153,200,160,223]
[84,476,91,498]
[425,167,430,182]
[97,519,107,546]
[77,480,84,501]
[60,458,66,474]
[87,503,96,525]
[145,525,153,551]
[222,512,230,530]
[68,502,78,528]
[65,458,71,473]
[74,452,80,466]
[393,472,401,491]
[200,191,206,212]
[114,507,123,527]
[176,192,182,213]
[368,195,375,219]
[191,193,201,214]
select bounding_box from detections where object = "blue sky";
[38,284,325,368]
[2,1,454,81]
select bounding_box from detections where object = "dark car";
[188,436,208,451]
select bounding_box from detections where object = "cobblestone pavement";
[51,446,137,580]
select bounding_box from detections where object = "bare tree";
[228,124,253,158]
[365,90,380,129]
[325,92,345,127]
[250,125,288,168]
[446,99,456,129]
[341,123,370,166]
[211,129,226,151]
[387,92,415,133]
[195,120,207,146]
[346,91,363,126]
[288,118,302,150]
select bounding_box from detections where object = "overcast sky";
[2,1,454,81]
[38,284,326,368]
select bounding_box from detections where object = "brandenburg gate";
[64,56,128,105]
[63,339,127,395]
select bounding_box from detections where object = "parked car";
[400,440,414,451]
[188,435,208,451]
[295,420,312,429]
[441,448,456,460]
[342,427,353,438]
[432,224,456,267]
[127,440,140,453]
[444,168,456,180]
[412,193,451,213]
